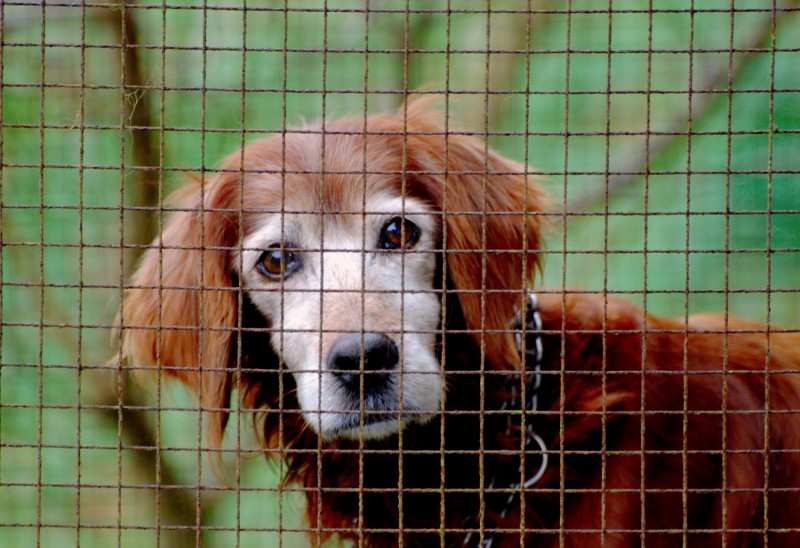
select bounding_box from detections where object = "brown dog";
[121,104,800,546]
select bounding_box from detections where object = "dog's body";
[122,105,800,546]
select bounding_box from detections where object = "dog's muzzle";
[326,332,399,397]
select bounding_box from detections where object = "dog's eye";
[380,217,419,250]
[257,245,301,279]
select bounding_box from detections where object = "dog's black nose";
[327,333,399,394]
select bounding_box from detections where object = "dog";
[121,103,800,547]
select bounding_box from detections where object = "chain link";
[463,291,548,547]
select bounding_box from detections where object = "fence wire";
[1,1,799,547]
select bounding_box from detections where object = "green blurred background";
[2,0,798,546]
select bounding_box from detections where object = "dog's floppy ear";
[404,108,548,369]
[121,169,242,447]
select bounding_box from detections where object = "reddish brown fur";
[121,105,800,546]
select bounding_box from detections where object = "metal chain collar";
[463,291,549,547]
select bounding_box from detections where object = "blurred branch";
[104,2,205,544]
[103,0,161,266]
[571,0,799,212]
[1,230,200,547]
[453,0,552,131]
[92,374,203,547]
[486,0,553,132]
[103,2,203,543]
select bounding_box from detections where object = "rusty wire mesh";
[1,1,799,546]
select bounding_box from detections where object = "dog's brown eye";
[257,245,300,279]
[380,217,419,250]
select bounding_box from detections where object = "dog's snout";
[327,333,399,393]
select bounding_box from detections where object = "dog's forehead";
[246,189,424,243]
[239,122,415,231]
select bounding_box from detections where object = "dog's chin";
[325,409,434,441]
[307,404,434,441]
[296,369,443,441]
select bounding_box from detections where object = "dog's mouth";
[322,406,424,440]
[315,386,426,440]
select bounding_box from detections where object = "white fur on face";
[237,190,442,440]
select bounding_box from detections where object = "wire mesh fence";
[2,1,799,546]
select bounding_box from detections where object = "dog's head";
[121,104,547,444]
